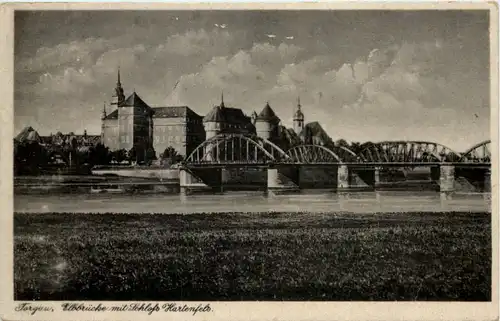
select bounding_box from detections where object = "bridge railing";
[183,137,492,166]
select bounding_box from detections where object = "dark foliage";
[145,146,157,163]
[14,141,50,175]
[89,143,112,165]
[112,149,128,164]
[127,147,137,163]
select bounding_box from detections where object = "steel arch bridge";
[286,144,362,164]
[185,133,291,165]
[184,135,491,166]
[460,140,491,163]
[357,141,462,163]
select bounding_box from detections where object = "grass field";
[14,211,491,301]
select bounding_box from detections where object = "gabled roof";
[203,106,225,122]
[299,121,333,146]
[256,103,280,123]
[279,126,302,145]
[40,134,101,147]
[122,92,151,110]
[103,109,118,120]
[152,106,202,119]
[15,126,42,143]
[203,105,251,125]
[103,105,202,120]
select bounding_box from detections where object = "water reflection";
[14,190,491,214]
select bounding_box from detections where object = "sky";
[14,10,491,152]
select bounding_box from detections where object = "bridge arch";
[286,145,362,164]
[185,134,290,164]
[460,140,491,163]
[358,141,461,163]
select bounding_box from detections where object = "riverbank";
[14,211,491,301]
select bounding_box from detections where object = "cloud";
[166,42,304,109]
[164,38,488,150]
[161,28,241,56]
[17,37,111,73]
[36,67,95,95]
[14,22,489,151]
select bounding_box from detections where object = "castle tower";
[293,96,305,135]
[256,102,280,140]
[111,67,125,107]
[203,93,225,139]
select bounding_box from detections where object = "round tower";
[293,96,304,135]
[203,93,226,139]
[256,102,279,140]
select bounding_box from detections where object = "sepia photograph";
[0,2,498,321]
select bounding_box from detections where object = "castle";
[100,69,329,161]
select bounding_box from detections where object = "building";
[99,69,333,162]
[203,93,255,139]
[255,102,281,140]
[289,97,332,146]
[293,97,305,135]
[101,70,205,160]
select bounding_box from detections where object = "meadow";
[14,211,491,301]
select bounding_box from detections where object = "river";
[14,191,491,214]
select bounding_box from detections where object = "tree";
[112,149,127,164]
[13,141,49,175]
[127,146,137,164]
[349,142,363,154]
[335,139,349,148]
[145,146,157,165]
[160,146,181,167]
[161,146,178,160]
[89,143,112,165]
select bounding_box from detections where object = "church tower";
[293,96,305,135]
[111,67,125,107]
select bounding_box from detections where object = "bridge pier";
[439,164,455,193]
[374,167,380,187]
[430,166,440,181]
[179,167,222,194]
[484,168,491,193]
[337,165,349,190]
[267,165,300,194]
[348,167,379,190]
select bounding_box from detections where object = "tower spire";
[220,90,225,108]
[297,96,301,110]
[112,67,125,106]
[102,102,107,119]
[117,66,121,86]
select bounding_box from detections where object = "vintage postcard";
[0,2,498,321]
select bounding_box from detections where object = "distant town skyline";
[15,10,490,151]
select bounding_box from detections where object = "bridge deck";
[183,162,491,169]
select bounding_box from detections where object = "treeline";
[14,140,183,175]
[332,139,372,154]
